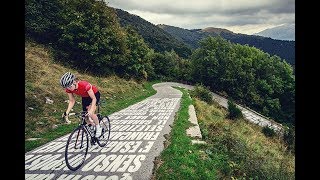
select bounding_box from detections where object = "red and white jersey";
[66,80,98,97]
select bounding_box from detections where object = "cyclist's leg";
[84,92,101,126]
[82,97,95,125]
[86,104,99,125]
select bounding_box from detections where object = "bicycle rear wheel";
[65,126,89,171]
[97,116,111,147]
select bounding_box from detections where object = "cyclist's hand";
[62,112,71,124]
[62,112,67,118]
[85,111,93,117]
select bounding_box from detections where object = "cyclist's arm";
[66,92,76,115]
[87,89,97,115]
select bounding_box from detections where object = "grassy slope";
[153,87,295,179]
[25,41,158,152]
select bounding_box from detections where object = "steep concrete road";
[25,82,283,180]
[25,82,183,180]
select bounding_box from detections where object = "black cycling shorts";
[82,91,101,111]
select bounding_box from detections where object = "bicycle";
[64,103,111,171]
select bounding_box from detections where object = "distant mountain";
[159,24,295,65]
[114,8,192,58]
[113,8,294,65]
[201,27,233,34]
[254,24,295,41]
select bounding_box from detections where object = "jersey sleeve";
[85,83,92,92]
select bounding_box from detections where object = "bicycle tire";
[96,116,111,147]
[65,126,89,171]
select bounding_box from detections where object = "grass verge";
[153,87,218,179]
[153,88,295,179]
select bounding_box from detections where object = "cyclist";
[60,72,102,137]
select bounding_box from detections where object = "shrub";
[262,126,276,137]
[190,84,213,104]
[227,101,243,120]
[283,126,295,153]
[25,0,63,43]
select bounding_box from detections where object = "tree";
[123,26,152,80]
[56,0,129,75]
[25,0,64,43]
[189,36,295,125]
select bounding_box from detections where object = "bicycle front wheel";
[65,126,89,171]
[97,116,111,147]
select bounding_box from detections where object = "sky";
[105,0,295,35]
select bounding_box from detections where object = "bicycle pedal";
[90,138,96,145]
[97,114,103,121]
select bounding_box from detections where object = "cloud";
[107,0,294,14]
[106,0,295,34]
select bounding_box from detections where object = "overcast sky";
[106,0,295,35]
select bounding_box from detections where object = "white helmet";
[60,72,75,88]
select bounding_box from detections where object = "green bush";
[190,84,213,104]
[227,101,243,120]
[283,126,295,153]
[262,126,276,137]
[25,0,63,43]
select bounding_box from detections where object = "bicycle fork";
[74,128,85,149]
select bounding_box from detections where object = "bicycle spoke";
[65,126,88,171]
[97,116,111,147]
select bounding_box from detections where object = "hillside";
[201,27,233,34]
[158,24,295,65]
[114,8,192,58]
[220,32,295,65]
[25,41,157,152]
[153,87,294,179]
[157,24,208,49]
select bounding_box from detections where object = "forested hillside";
[114,8,192,58]
[190,37,295,125]
[221,32,295,65]
[159,24,295,65]
[157,24,207,49]
[26,0,156,80]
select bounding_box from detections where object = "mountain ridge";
[113,8,295,65]
[254,24,295,41]
[114,8,192,58]
[200,27,234,34]
[158,24,295,65]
